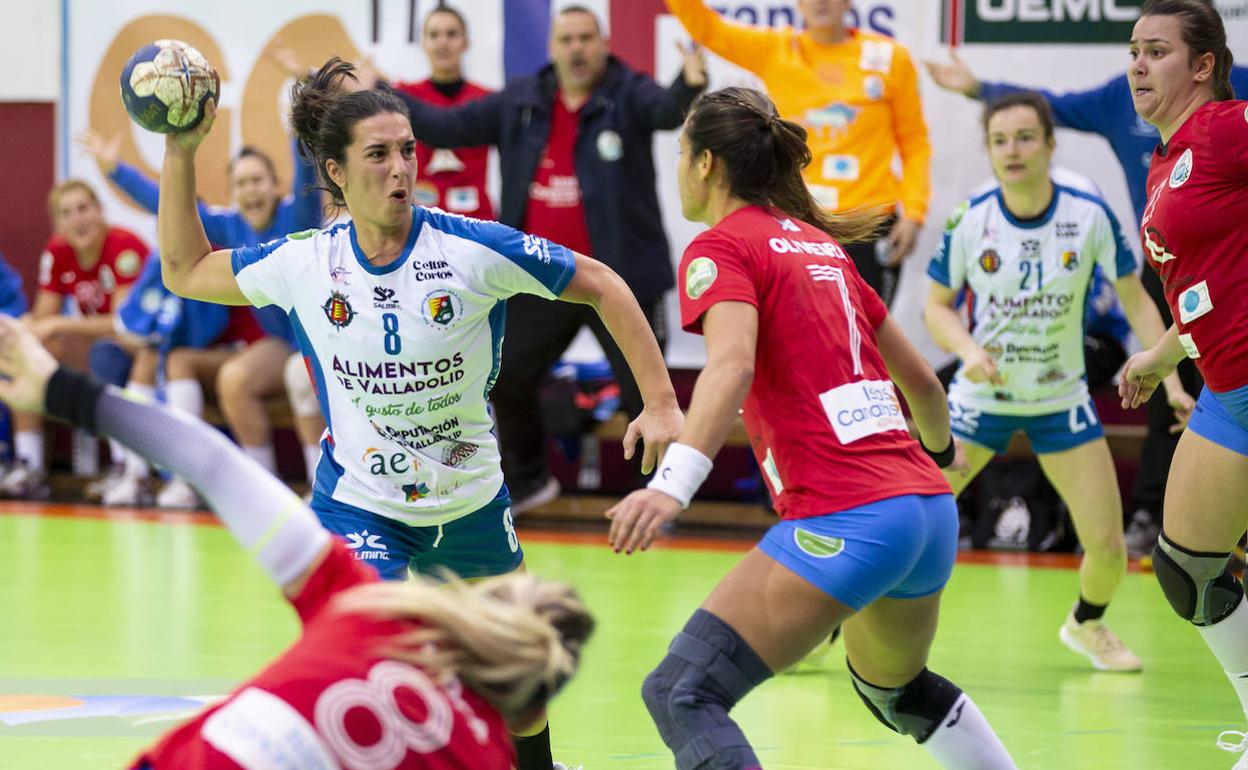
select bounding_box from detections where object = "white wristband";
[647,442,713,509]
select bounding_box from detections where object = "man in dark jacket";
[389,5,706,515]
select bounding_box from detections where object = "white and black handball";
[119,39,219,133]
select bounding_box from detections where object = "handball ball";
[119,40,219,133]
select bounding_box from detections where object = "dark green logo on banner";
[943,0,1144,44]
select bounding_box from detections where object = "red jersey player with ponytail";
[606,87,1019,770]
[395,5,495,220]
[1117,2,1248,765]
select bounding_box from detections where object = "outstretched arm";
[0,315,329,597]
[158,101,250,305]
[559,254,682,473]
[605,301,756,554]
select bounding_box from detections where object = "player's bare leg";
[844,594,1016,768]
[1152,431,1248,765]
[1037,438,1141,671]
[216,337,290,475]
[643,548,1017,770]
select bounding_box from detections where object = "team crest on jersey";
[978,249,1001,274]
[402,482,431,502]
[323,291,356,329]
[685,257,718,300]
[1169,148,1193,189]
[1061,250,1079,271]
[420,289,463,329]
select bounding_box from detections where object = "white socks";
[924,693,1019,770]
[166,378,204,418]
[14,430,44,472]
[1199,598,1248,720]
[243,444,277,474]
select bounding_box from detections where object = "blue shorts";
[311,485,523,581]
[1190,385,1248,457]
[949,395,1104,454]
[758,494,958,611]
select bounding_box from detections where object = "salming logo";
[345,530,390,561]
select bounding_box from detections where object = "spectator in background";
[0,253,29,470]
[664,0,932,306]
[80,130,326,495]
[99,254,272,508]
[382,5,707,512]
[2,180,149,499]
[393,4,495,219]
[924,51,1248,553]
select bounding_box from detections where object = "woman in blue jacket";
[80,131,326,503]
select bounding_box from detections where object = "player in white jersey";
[925,92,1189,672]
[153,59,681,770]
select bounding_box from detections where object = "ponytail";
[288,57,411,210]
[685,87,888,244]
[334,571,594,718]
[1212,46,1235,101]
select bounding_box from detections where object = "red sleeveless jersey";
[678,206,949,520]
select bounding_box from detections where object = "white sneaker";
[156,479,201,509]
[84,465,125,503]
[0,461,49,500]
[553,763,583,770]
[512,477,561,516]
[102,474,153,507]
[1059,611,1143,672]
[1217,730,1248,769]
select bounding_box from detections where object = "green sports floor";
[0,503,1241,770]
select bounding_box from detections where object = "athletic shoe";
[553,763,583,770]
[1217,730,1248,769]
[102,474,154,507]
[1059,612,1143,672]
[84,465,125,503]
[1124,509,1160,558]
[0,461,49,500]
[156,479,201,509]
[512,477,561,516]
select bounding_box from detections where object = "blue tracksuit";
[106,144,322,342]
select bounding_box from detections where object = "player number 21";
[382,313,401,355]
[1019,259,1044,291]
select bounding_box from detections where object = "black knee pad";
[641,609,772,770]
[849,662,964,744]
[1153,533,1243,626]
